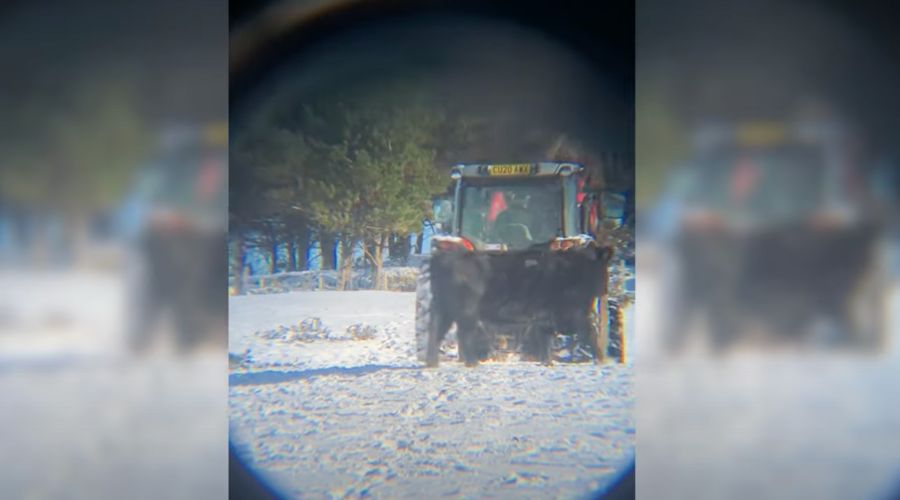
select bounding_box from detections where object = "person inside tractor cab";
[527,188,562,242]
[491,191,534,248]
[486,186,561,249]
[460,180,562,250]
[682,144,826,230]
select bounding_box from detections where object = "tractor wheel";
[608,299,627,363]
[579,296,627,364]
[578,298,608,363]
[414,260,432,363]
[847,238,891,352]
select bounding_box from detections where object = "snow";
[0,268,227,500]
[229,290,635,498]
[635,242,900,500]
[235,267,421,294]
[0,269,123,362]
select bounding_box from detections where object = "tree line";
[229,84,478,291]
[229,80,636,292]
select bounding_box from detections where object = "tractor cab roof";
[450,162,584,180]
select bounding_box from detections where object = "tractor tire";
[587,304,606,363]
[126,237,163,356]
[847,238,891,352]
[608,299,626,363]
[414,260,432,363]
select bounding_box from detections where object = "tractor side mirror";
[601,191,626,221]
[432,198,453,234]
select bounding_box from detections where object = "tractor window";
[459,178,562,249]
[683,144,826,224]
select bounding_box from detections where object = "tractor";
[415,162,629,366]
[660,120,892,353]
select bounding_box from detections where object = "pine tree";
[298,93,447,289]
[231,82,456,289]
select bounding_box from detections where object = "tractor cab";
[432,162,623,252]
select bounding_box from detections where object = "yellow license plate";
[736,122,787,146]
[488,164,532,176]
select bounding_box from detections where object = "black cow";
[426,246,611,367]
[129,225,226,354]
[668,222,884,352]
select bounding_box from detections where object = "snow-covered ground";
[229,291,636,498]
[235,266,422,295]
[0,268,227,500]
[635,242,900,500]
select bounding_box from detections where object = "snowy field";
[0,269,227,500]
[229,291,636,499]
[635,242,900,500]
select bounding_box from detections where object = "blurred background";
[7,0,900,497]
[636,0,900,499]
[0,1,227,499]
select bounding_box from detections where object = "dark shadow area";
[592,461,635,500]
[230,442,282,500]
[229,364,415,386]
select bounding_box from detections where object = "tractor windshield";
[459,177,563,250]
[680,144,829,225]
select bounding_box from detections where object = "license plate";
[488,164,532,176]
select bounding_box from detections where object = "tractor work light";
[432,235,474,252]
[558,163,578,176]
[550,235,594,251]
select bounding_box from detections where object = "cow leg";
[475,321,493,361]
[426,308,452,368]
[457,317,480,367]
[519,324,538,362]
[536,326,554,366]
